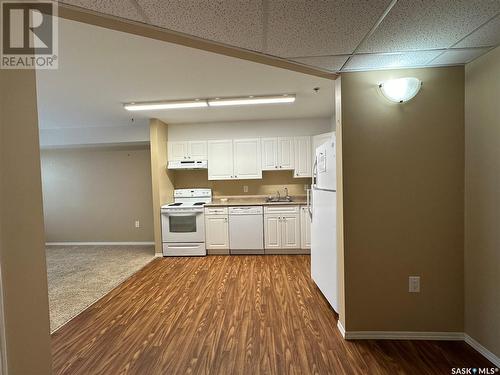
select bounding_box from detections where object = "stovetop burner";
[193,202,206,206]
[168,202,182,206]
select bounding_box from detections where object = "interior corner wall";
[341,66,465,332]
[0,70,53,374]
[40,145,154,243]
[150,119,174,254]
[464,46,500,359]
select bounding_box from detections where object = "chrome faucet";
[276,190,281,201]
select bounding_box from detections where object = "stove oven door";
[161,209,205,243]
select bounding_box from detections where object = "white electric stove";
[160,189,212,256]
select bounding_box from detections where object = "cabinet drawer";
[264,205,300,215]
[205,207,228,215]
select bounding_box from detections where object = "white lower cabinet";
[264,206,301,251]
[300,206,311,249]
[205,207,229,254]
[264,215,282,249]
[282,214,300,248]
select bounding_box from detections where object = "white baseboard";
[343,330,464,341]
[464,334,500,367]
[337,320,346,338]
[46,241,155,246]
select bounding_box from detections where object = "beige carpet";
[46,245,155,332]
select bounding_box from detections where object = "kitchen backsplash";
[173,170,310,197]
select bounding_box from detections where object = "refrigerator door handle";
[308,188,313,220]
[312,157,318,188]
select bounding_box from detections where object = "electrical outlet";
[304,184,308,191]
[243,185,249,193]
[135,220,140,228]
[409,276,420,293]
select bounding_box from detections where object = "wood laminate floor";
[52,256,492,374]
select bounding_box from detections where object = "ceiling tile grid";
[60,0,500,73]
[429,47,493,65]
[343,50,443,71]
[357,0,500,53]
[264,0,393,57]
[136,0,264,51]
[291,55,350,72]
[62,0,147,23]
[454,13,500,48]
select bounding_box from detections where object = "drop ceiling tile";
[291,55,350,72]
[61,0,147,22]
[265,0,392,57]
[455,14,500,48]
[429,47,493,65]
[343,50,443,71]
[137,0,264,52]
[358,0,500,53]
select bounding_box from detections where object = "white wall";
[39,124,150,148]
[168,118,331,141]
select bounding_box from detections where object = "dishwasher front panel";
[228,214,264,250]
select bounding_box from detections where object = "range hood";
[167,160,208,170]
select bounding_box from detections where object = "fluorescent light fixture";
[124,100,208,111]
[379,77,422,103]
[123,94,296,111]
[208,95,296,107]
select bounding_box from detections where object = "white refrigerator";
[309,133,338,312]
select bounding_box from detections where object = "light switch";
[409,276,420,293]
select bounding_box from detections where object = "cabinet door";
[233,138,262,179]
[264,215,281,249]
[168,141,187,161]
[294,136,312,178]
[208,140,234,180]
[261,138,278,170]
[300,206,311,249]
[278,137,294,170]
[205,215,229,250]
[188,140,207,160]
[282,214,300,248]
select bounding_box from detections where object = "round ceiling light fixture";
[378,77,422,103]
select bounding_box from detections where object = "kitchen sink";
[265,197,293,203]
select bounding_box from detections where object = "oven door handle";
[162,211,202,217]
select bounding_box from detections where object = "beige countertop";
[205,195,307,207]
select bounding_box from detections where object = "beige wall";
[0,71,53,373]
[167,118,331,141]
[341,66,465,332]
[150,119,174,254]
[41,146,154,243]
[465,47,500,358]
[174,170,309,197]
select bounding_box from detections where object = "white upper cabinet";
[208,140,234,180]
[233,138,262,179]
[294,136,312,178]
[261,137,294,170]
[278,137,294,170]
[261,138,278,170]
[188,141,207,160]
[168,140,207,161]
[168,141,188,161]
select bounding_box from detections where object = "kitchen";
[157,117,339,308]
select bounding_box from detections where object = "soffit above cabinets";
[60,0,500,73]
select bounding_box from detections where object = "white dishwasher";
[228,206,264,254]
